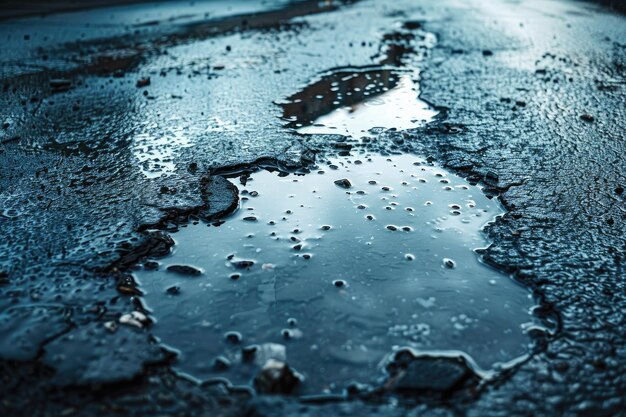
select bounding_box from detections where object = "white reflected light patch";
[132,117,236,178]
[297,75,437,138]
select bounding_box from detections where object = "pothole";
[280,67,437,138]
[135,153,536,394]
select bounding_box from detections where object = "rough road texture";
[0,0,624,416]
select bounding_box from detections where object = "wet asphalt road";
[0,0,625,416]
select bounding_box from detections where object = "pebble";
[166,264,202,276]
[166,286,181,295]
[334,178,352,189]
[443,258,456,269]
[136,77,151,88]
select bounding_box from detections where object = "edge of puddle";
[108,150,554,400]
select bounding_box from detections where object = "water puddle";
[135,153,535,393]
[280,68,437,138]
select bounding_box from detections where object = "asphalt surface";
[0,0,625,416]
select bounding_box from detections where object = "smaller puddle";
[280,68,437,138]
[135,153,536,394]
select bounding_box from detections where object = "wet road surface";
[0,0,624,416]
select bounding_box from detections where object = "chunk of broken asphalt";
[166,264,202,276]
[334,178,352,189]
[385,349,475,394]
[254,359,303,395]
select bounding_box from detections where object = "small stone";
[385,350,473,393]
[136,77,151,88]
[231,260,255,269]
[143,261,159,270]
[166,264,202,276]
[119,311,150,328]
[166,286,181,295]
[242,344,259,362]
[334,178,352,189]
[254,359,303,394]
[443,258,456,269]
[103,321,118,333]
[333,142,352,150]
[485,171,499,184]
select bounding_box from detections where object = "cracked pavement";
[0,0,625,415]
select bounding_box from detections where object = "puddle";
[135,153,535,393]
[280,68,437,138]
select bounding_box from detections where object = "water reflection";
[281,68,436,138]
[135,153,535,393]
